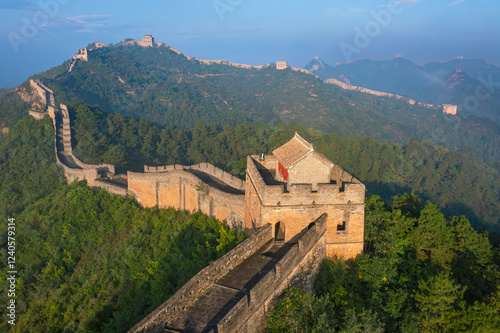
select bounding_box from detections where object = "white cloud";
[63,15,113,33]
[448,0,467,6]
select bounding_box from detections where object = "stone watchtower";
[276,61,287,70]
[244,133,365,258]
[139,34,154,47]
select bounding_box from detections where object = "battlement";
[194,58,272,70]
[131,214,328,333]
[73,48,88,61]
[247,156,364,206]
[128,168,245,228]
[325,78,440,109]
[217,215,327,332]
[137,34,154,47]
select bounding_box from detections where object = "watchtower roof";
[272,132,314,169]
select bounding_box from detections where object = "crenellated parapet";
[144,162,245,190]
[246,155,364,207]
[128,167,245,228]
[130,223,274,333]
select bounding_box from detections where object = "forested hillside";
[266,194,500,332]
[29,43,500,162]
[0,40,498,332]
[0,118,246,332]
[68,102,499,230]
[0,96,498,333]
[0,89,29,133]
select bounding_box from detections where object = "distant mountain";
[29,43,445,142]
[306,57,500,122]
[1,40,495,162]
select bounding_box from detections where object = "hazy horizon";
[1,0,499,88]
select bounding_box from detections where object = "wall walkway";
[130,214,327,333]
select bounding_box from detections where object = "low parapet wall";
[72,154,116,174]
[129,223,273,333]
[144,163,244,190]
[93,179,128,196]
[217,214,328,333]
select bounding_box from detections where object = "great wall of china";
[324,78,458,114]
[28,38,368,331]
[29,77,365,332]
[66,34,456,116]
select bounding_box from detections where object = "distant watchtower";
[244,133,365,259]
[276,61,287,70]
[73,48,88,61]
[139,34,154,47]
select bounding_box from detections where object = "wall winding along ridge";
[29,78,247,230]
[28,43,367,331]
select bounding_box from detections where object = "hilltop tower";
[138,34,155,47]
[73,48,88,61]
[276,61,287,69]
[244,133,365,258]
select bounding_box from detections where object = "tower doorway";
[275,222,285,242]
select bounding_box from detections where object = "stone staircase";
[55,112,81,169]
[67,58,78,73]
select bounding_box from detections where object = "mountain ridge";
[305,56,500,122]
[3,36,498,163]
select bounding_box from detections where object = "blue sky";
[0,0,499,88]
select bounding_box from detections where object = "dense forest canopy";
[68,101,499,230]
[266,194,500,333]
[0,118,246,332]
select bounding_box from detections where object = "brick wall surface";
[128,169,245,228]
